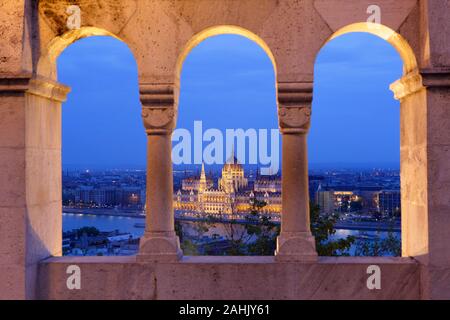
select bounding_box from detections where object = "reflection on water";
[63,213,145,237]
[331,229,401,256]
[178,220,260,243]
[63,213,261,243]
[63,213,400,255]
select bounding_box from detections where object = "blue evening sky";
[58,33,402,170]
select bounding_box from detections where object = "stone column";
[422,68,450,300]
[391,67,450,299]
[0,74,70,299]
[275,82,317,262]
[390,71,427,261]
[137,83,182,262]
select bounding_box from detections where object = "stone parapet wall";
[38,256,420,300]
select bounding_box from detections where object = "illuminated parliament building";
[174,154,281,215]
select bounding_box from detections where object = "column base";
[137,231,183,263]
[275,232,318,262]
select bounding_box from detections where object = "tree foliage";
[176,199,359,256]
[75,226,100,237]
[245,198,279,255]
[354,230,401,256]
[309,203,355,256]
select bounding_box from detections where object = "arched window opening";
[58,36,144,256]
[173,33,280,256]
[311,32,403,256]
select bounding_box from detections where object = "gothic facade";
[174,158,282,215]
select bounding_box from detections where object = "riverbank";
[63,207,145,218]
[63,214,401,257]
[334,221,400,232]
[63,208,400,232]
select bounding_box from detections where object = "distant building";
[315,187,335,214]
[182,176,214,191]
[315,185,391,215]
[174,152,281,215]
[75,186,94,203]
[254,175,281,193]
[72,185,145,208]
[376,190,401,216]
[309,175,325,203]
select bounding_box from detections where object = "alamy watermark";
[172,121,280,175]
[66,5,81,30]
[367,5,382,27]
[66,265,81,290]
[366,265,381,290]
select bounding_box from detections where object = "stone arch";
[36,26,136,80]
[29,28,142,258]
[174,25,278,115]
[176,25,277,79]
[173,25,279,135]
[323,22,418,75]
[169,27,284,256]
[313,22,425,258]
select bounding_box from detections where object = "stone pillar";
[0,75,70,299]
[275,82,317,262]
[391,67,450,299]
[421,68,450,300]
[390,71,427,262]
[137,83,182,262]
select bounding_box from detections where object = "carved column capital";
[140,83,178,134]
[390,71,424,101]
[390,68,450,101]
[278,106,311,134]
[277,82,313,134]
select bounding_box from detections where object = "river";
[63,212,401,255]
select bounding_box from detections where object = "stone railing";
[38,256,419,300]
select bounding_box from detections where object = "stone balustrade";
[0,0,449,299]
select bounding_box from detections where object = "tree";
[207,212,251,255]
[175,201,357,256]
[381,231,401,256]
[177,196,279,256]
[310,203,355,256]
[245,198,279,255]
[75,226,100,237]
[215,196,280,255]
[354,229,401,256]
[175,217,206,255]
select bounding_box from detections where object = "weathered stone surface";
[38,256,420,300]
[314,0,418,32]
[424,1,450,68]
[0,0,30,75]
[0,207,26,266]
[0,0,448,300]
[0,147,26,207]
[0,95,25,148]
[275,232,318,263]
[0,264,26,300]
